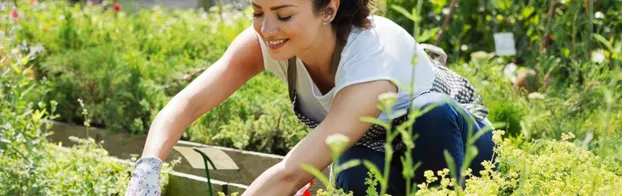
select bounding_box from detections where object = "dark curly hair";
[312,0,374,45]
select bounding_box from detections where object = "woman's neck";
[296,27,340,76]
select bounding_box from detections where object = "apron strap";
[287,43,342,102]
[287,57,297,102]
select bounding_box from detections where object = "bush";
[413,131,622,195]
[39,43,169,134]
[11,0,253,134]
[0,29,171,195]
[381,0,621,65]
[188,72,310,155]
[5,0,312,154]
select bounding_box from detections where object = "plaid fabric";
[427,61,489,122]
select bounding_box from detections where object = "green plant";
[381,0,621,66]
[414,130,622,195]
[188,72,310,155]
[0,27,173,195]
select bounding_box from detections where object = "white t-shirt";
[256,15,436,122]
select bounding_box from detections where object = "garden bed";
[45,120,331,194]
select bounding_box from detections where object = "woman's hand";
[242,80,397,196]
[125,157,163,196]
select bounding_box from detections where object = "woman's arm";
[242,80,397,195]
[140,26,265,161]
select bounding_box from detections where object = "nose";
[260,18,279,37]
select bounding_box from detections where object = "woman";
[125,0,495,195]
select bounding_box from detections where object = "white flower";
[442,8,450,15]
[325,133,350,146]
[471,51,494,61]
[528,92,546,99]
[591,50,606,64]
[461,45,469,51]
[325,133,350,155]
[504,63,518,83]
[595,11,604,19]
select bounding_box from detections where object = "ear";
[323,0,340,23]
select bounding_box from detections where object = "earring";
[323,8,333,25]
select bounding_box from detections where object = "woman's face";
[251,0,328,61]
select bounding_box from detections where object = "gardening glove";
[125,157,163,196]
[294,179,314,196]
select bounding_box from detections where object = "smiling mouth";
[267,39,289,49]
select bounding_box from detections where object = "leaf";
[416,27,441,43]
[443,150,458,186]
[593,34,614,51]
[492,122,508,129]
[467,126,493,145]
[23,84,37,97]
[31,110,45,122]
[20,56,30,66]
[461,145,479,173]
[10,63,22,75]
[0,138,8,151]
[520,6,535,19]
[338,159,361,172]
[562,48,570,58]
[300,164,331,188]
[390,5,415,21]
[362,160,385,184]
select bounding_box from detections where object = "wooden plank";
[173,146,239,170]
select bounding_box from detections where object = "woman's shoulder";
[344,16,417,58]
[339,16,436,97]
[347,15,415,46]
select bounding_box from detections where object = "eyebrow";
[251,2,297,10]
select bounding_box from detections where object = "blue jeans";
[335,92,495,196]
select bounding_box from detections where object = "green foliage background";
[1,0,621,194]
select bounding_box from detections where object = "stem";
[540,0,556,61]
[217,0,223,22]
[413,0,423,40]
[405,146,414,196]
[381,109,394,196]
[381,149,390,195]
[572,10,578,57]
[587,0,594,60]
[434,0,458,46]
[7,145,30,163]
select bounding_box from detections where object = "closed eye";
[278,15,292,21]
[252,12,264,17]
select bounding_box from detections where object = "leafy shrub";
[188,72,310,155]
[0,29,171,195]
[381,0,621,65]
[11,0,253,134]
[39,43,169,134]
[6,0,313,155]
[413,131,622,195]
